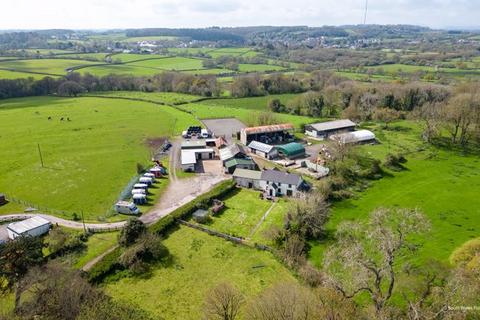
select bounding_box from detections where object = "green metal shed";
[276,142,305,159]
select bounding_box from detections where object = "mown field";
[308,121,480,268]
[199,93,300,110]
[105,225,296,319]
[87,91,202,104]
[0,59,99,75]
[0,69,54,80]
[0,96,199,221]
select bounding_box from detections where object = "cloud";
[0,0,478,29]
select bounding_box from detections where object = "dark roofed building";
[225,158,257,174]
[276,142,305,159]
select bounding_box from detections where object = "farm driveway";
[202,118,246,143]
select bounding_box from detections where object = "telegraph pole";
[363,0,369,25]
[37,143,44,168]
[81,210,87,233]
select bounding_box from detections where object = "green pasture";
[109,53,167,62]
[0,59,98,75]
[105,225,296,319]
[88,91,202,104]
[0,96,199,221]
[184,68,232,75]
[0,69,54,80]
[55,52,109,61]
[73,232,119,269]
[130,57,204,70]
[199,93,300,111]
[79,64,161,77]
[308,121,480,268]
[180,101,319,128]
[238,63,286,72]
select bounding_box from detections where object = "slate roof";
[307,119,356,132]
[225,158,256,169]
[248,140,275,153]
[261,169,303,186]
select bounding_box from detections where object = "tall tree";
[204,283,244,320]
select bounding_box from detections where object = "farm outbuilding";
[219,144,248,163]
[305,119,356,139]
[276,142,306,159]
[7,216,51,240]
[248,141,278,159]
[181,140,207,150]
[240,123,294,145]
[181,148,215,171]
[225,158,257,174]
[233,168,262,189]
[330,130,376,144]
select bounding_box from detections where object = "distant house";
[219,144,248,163]
[276,142,306,159]
[260,169,307,197]
[233,168,262,189]
[305,119,356,139]
[248,141,278,159]
[7,216,51,240]
[330,129,376,144]
[225,158,257,174]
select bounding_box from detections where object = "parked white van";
[131,189,146,196]
[139,177,153,185]
[133,183,148,190]
[132,194,147,205]
[115,201,140,215]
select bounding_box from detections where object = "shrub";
[118,218,146,247]
[86,246,123,283]
[45,228,85,256]
[119,233,169,274]
[384,153,407,170]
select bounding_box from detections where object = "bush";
[119,233,169,274]
[384,153,407,170]
[45,228,85,256]
[86,246,123,283]
[118,218,146,247]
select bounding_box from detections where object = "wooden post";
[37,143,44,168]
[81,210,86,234]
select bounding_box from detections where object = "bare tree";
[323,208,430,316]
[285,192,330,239]
[204,282,244,320]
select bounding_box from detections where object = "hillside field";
[0,96,199,221]
[308,121,480,268]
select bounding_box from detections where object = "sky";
[0,0,478,30]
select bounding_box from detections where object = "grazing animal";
[60,117,64,121]
[67,117,71,121]
[48,116,52,120]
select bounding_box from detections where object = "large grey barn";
[305,119,356,139]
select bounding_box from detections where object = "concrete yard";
[201,118,246,143]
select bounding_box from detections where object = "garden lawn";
[104,225,296,319]
[250,199,289,245]
[0,96,199,221]
[308,121,480,268]
[204,188,272,238]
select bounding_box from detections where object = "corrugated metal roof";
[307,119,356,132]
[261,170,303,186]
[225,158,256,169]
[219,144,246,161]
[248,140,274,153]
[233,168,262,180]
[330,130,376,144]
[242,123,294,135]
[7,216,50,235]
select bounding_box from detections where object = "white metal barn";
[330,129,376,144]
[181,148,215,171]
[248,141,278,159]
[7,216,51,240]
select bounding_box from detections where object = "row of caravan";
[115,166,166,215]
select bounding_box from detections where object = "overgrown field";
[309,121,480,267]
[0,96,199,221]
[104,225,296,319]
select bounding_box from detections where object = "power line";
[363,0,369,25]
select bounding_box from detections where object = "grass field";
[79,64,162,77]
[88,91,202,104]
[0,96,199,221]
[308,121,480,268]
[199,93,300,111]
[0,59,98,75]
[129,57,204,70]
[105,225,296,319]
[73,232,119,269]
[238,63,286,72]
[110,53,167,62]
[180,101,319,128]
[0,69,55,80]
[202,188,273,238]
